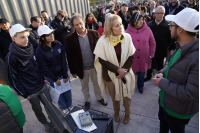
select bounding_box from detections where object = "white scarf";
[94,33,136,104]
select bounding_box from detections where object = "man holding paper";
[36,25,72,113]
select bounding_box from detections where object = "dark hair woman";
[0,78,25,133]
[36,25,72,113]
[85,13,99,30]
[126,12,156,94]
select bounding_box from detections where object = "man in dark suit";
[65,14,107,109]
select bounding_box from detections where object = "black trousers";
[19,128,23,133]
[146,57,165,78]
[158,106,190,133]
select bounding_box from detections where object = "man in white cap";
[152,8,199,133]
[5,24,54,133]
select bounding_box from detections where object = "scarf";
[9,41,34,60]
[109,35,123,47]
[87,19,94,24]
[94,33,136,103]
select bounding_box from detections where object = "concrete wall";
[0,0,90,27]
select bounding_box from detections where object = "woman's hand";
[116,68,128,79]
[55,79,61,86]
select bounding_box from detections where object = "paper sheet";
[54,79,71,94]
[71,109,97,132]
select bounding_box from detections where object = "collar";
[76,29,87,37]
[155,18,163,25]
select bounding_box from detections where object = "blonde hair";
[103,14,124,38]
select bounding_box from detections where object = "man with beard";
[41,10,53,28]
[152,8,199,133]
[51,10,71,47]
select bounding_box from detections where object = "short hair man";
[5,24,54,133]
[152,8,199,133]
[118,3,130,30]
[51,10,71,47]
[65,14,107,109]
[147,1,156,20]
[145,6,171,81]
[29,16,41,44]
[41,10,53,27]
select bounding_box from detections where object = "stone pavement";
[17,75,199,133]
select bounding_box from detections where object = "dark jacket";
[36,41,68,82]
[97,13,105,25]
[165,2,185,16]
[29,24,40,43]
[51,17,70,45]
[159,39,199,115]
[0,29,12,61]
[65,30,100,79]
[5,42,45,98]
[93,10,99,19]
[0,99,21,133]
[148,18,171,58]
[0,28,39,61]
[85,22,99,30]
[118,10,131,30]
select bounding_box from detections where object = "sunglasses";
[59,13,64,18]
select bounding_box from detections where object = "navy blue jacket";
[5,50,45,98]
[36,41,68,82]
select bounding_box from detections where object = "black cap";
[0,18,9,23]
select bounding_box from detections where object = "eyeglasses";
[46,32,54,37]
[168,24,179,28]
[59,13,64,18]
[155,13,164,15]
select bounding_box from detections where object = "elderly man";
[118,3,130,30]
[65,14,107,109]
[145,6,171,82]
[51,10,71,47]
[153,8,199,133]
[147,1,156,20]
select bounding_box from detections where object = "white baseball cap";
[165,8,199,32]
[9,23,31,37]
[37,25,54,36]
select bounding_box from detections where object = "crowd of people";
[0,0,199,133]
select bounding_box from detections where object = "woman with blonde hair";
[85,13,99,30]
[94,14,136,124]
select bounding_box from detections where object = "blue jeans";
[45,77,72,110]
[137,72,145,91]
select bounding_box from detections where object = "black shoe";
[98,98,108,106]
[84,102,90,110]
[139,89,143,94]
[144,77,151,82]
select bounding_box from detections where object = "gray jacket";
[159,39,199,116]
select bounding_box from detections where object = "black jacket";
[0,28,39,61]
[97,13,105,25]
[0,29,12,61]
[165,3,185,16]
[118,10,131,30]
[29,24,39,42]
[5,42,45,98]
[148,18,171,58]
[51,17,70,45]
[36,41,68,82]
[85,22,99,30]
[0,99,21,133]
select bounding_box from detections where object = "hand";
[117,68,128,76]
[68,25,71,29]
[55,79,61,86]
[152,77,163,87]
[170,50,174,55]
[63,78,68,83]
[64,22,68,27]
[44,80,50,85]
[154,73,163,78]
[27,96,30,100]
[72,74,77,78]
